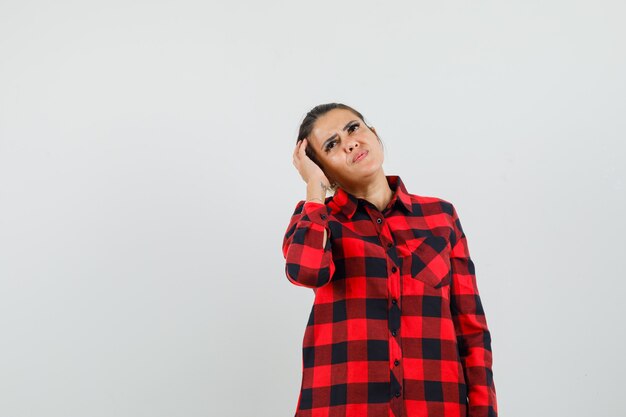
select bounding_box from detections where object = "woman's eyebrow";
[321,120,358,150]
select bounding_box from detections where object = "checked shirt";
[281,175,498,417]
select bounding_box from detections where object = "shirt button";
[391,330,397,336]
[395,391,401,397]
[392,298,397,304]
[394,359,400,366]
[321,214,327,219]
[391,266,397,273]
[376,218,382,224]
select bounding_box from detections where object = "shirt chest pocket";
[397,236,452,288]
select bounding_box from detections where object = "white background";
[1,1,624,416]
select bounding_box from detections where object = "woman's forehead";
[311,109,357,142]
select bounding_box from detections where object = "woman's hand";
[293,138,331,188]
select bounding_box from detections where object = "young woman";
[282,103,498,417]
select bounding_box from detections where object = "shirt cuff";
[302,201,329,225]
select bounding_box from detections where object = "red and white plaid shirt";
[282,175,498,417]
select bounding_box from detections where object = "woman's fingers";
[293,139,301,159]
[293,141,300,165]
[293,138,306,164]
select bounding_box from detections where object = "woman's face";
[307,108,383,188]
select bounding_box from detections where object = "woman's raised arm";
[281,199,335,288]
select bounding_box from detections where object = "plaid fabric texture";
[282,175,497,417]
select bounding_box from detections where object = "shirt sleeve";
[281,200,335,288]
[448,202,498,417]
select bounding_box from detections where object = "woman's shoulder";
[406,192,457,218]
[408,191,452,206]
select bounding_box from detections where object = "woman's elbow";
[284,261,335,288]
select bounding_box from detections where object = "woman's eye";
[324,123,359,152]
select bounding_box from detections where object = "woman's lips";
[353,150,368,163]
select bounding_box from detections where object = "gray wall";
[1,1,624,416]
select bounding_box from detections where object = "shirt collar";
[328,175,413,219]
